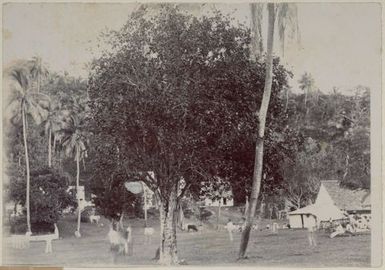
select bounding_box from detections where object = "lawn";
[3,213,370,267]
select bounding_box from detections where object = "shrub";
[199,208,213,221]
[10,216,27,235]
[8,166,77,233]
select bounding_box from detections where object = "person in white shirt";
[306,214,317,247]
[226,219,234,241]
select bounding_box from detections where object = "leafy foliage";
[88,6,292,205]
[9,166,76,227]
[90,172,140,220]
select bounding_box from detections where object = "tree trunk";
[217,199,221,230]
[244,195,249,217]
[22,104,32,234]
[76,145,81,236]
[158,184,178,265]
[37,73,41,93]
[141,182,148,227]
[343,154,349,181]
[285,87,289,112]
[239,3,276,259]
[48,128,52,167]
[53,135,56,151]
[304,88,308,108]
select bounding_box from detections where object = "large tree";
[89,6,291,265]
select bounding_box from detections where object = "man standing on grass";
[226,219,234,242]
[306,214,317,248]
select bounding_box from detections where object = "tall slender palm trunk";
[285,87,289,112]
[48,128,52,167]
[239,3,276,259]
[37,74,41,93]
[141,181,148,227]
[22,104,32,233]
[76,145,81,236]
[217,200,222,230]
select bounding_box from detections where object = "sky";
[2,2,382,94]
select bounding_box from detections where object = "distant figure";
[108,220,132,258]
[144,226,154,244]
[306,214,317,247]
[272,222,279,233]
[241,217,246,232]
[266,224,270,230]
[226,219,234,241]
[345,222,355,236]
[330,223,345,238]
[125,224,133,255]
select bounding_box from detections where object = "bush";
[10,216,55,235]
[8,166,77,231]
[31,222,55,234]
[199,208,213,221]
[10,216,27,235]
[184,208,194,219]
[91,173,139,220]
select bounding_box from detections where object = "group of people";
[329,221,356,238]
[307,214,360,246]
[224,213,358,249]
[108,220,134,259]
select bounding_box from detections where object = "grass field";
[3,213,370,267]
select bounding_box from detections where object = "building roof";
[321,180,370,211]
[288,202,345,221]
[289,204,317,215]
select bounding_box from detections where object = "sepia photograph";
[1,1,382,267]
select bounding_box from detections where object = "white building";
[204,195,234,207]
[67,185,94,210]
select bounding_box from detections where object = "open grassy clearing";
[3,213,370,267]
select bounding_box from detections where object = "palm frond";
[250,3,264,60]
[277,3,300,57]
[10,68,30,92]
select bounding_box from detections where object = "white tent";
[314,184,346,222]
[288,183,346,228]
[288,204,318,228]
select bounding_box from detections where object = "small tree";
[9,166,76,233]
[200,177,232,229]
[298,72,316,108]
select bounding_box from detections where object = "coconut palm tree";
[239,3,299,259]
[5,63,49,234]
[298,72,315,108]
[29,56,49,93]
[42,100,63,167]
[57,111,88,238]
